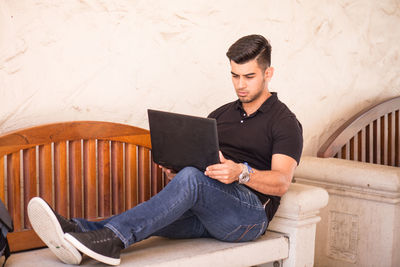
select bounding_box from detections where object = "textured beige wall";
[1,0,399,156]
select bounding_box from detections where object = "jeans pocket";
[223,221,266,242]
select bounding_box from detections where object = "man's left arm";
[205,152,297,197]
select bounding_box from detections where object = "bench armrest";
[266,182,328,267]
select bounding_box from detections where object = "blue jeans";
[73,167,268,248]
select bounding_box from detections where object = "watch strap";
[244,162,254,173]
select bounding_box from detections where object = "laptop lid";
[148,109,220,172]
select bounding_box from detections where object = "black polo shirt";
[208,92,303,221]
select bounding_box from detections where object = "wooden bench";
[0,121,328,266]
[318,95,400,166]
[295,95,400,266]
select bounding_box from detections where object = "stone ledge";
[295,156,400,196]
[9,231,288,267]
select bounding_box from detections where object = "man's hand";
[159,165,176,180]
[204,151,242,184]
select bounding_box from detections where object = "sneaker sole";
[27,197,82,265]
[65,233,121,266]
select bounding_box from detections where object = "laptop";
[148,109,220,172]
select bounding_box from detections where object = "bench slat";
[0,156,4,202]
[388,113,393,165]
[138,147,150,203]
[23,148,37,228]
[111,141,124,214]
[98,140,111,217]
[125,143,138,210]
[69,140,83,218]
[84,139,97,219]
[7,152,22,231]
[54,141,68,217]
[151,159,162,196]
[39,144,52,204]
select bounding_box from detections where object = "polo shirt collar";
[235,92,278,113]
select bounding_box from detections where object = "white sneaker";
[27,197,82,265]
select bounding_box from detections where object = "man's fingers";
[159,165,176,174]
[205,167,228,174]
[205,169,230,178]
[206,164,226,171]
[219,151,226,163]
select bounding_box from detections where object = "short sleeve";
[271,116,303,164]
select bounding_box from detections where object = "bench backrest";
[0,121,164,252]
[317,96,400,167]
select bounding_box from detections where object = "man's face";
[230,59,271,104]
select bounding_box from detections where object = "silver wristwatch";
[238,163,251,184]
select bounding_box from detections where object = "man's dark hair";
[226,34,271,70]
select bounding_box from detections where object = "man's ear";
[265,67,274,81]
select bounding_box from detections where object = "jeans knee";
[175,167,208,186]
[178,166,202,176]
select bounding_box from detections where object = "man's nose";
[238,77,246,88]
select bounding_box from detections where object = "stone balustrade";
[295,156,400,267]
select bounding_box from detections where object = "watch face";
[242,173,250,183]
[239,168,250,184]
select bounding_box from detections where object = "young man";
[28,34,303,265]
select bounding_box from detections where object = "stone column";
[265,183,329,267]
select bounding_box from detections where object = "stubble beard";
[238,87,265,104]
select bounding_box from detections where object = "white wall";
[1,0,399,156]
